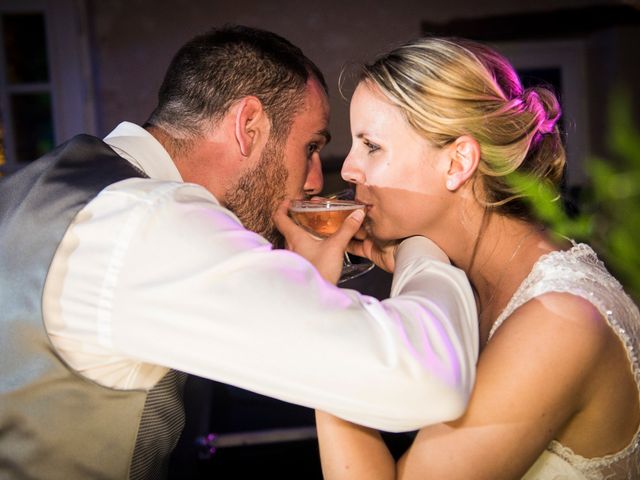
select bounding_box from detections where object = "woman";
[278,37,640,479]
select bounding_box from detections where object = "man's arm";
[50,180,479,432]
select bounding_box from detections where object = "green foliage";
[508,90,640,301]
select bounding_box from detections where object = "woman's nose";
[341,154,364,185]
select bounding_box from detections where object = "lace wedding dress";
[487,243,640,479]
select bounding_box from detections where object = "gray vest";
[0,135,187,479]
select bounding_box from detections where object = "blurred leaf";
[609,90,640,165]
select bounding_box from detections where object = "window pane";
[10,93,54,162]
[2,13,49,84]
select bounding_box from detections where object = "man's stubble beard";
[224,137,288,248]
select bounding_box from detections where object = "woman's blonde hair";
[359,36,565,219]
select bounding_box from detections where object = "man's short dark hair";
[147,25,327,147]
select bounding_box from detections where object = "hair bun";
[523,87,561,135]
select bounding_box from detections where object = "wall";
[86,0,634,170]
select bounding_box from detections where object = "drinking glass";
[288,196,375,284]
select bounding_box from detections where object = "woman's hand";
[273,200,365,284]
[348,230,400,274]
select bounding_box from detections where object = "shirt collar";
[103,121,183,182]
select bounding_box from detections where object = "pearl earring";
[446,178,455,190]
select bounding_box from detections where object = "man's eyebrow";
[317,128,331,144]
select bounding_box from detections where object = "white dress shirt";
[42,121,479,432]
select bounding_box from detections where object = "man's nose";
[303,155,323,196]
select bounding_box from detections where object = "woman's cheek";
[370,199,404,240]
[363,160,398,189]
[368,167,423,195]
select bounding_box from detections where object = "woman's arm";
[317,292,609,479]
[316,411,395,480]
[397,293,608,479]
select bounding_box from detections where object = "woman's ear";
[445,135,481,191]
[234,96,267,157]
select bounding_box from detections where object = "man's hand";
[273,200,365,284]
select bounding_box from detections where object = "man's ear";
[234,96,267,157]
[445,135,481,191]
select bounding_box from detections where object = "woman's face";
[341,82,452,242]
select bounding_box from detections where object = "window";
[0,0,95,176]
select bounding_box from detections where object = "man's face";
[225,79,330,246]
[280,78,330,202]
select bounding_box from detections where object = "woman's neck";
[441,211,556,345]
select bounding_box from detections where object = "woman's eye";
[363,140,380,153]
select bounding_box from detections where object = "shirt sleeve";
[58,179,479,432]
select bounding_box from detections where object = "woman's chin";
[365,219,411,244]
[367,225,401,245]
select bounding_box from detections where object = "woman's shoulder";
[497,289,611,356]
[489,242,637,340]
[489,239,640,376]
[511,292,616,371]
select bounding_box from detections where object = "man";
[0,26,478,479]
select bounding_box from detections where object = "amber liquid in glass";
[289,204,363,238]
[288,198,373,284]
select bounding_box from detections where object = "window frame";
[0,0,96,175]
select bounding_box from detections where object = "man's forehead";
[302,76,328,107]
[300,78,330,132]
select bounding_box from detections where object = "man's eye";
[307,143,319,157]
